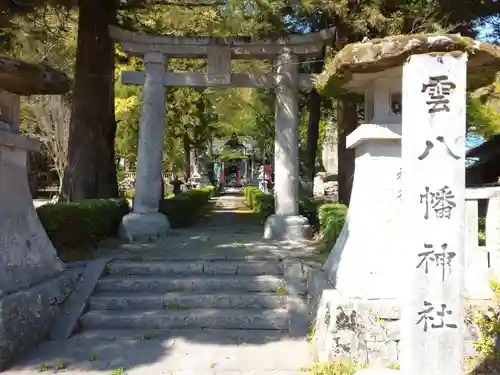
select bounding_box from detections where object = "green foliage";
[299,199,326,231]
[123,189,136,200]
[243,186,329,230]
[159,186,214,227]
[243,186,274,217]
[467,95,500,138]
[3,6,77,76]
[115,59,142,168]
[37,199,129,260]
[217,153,249,161]
[466,280,500,356]
[318,203,348,251]
[305,360,363,375]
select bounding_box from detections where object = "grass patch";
[302,361,363,375]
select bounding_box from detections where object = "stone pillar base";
[307,271,401,366]
[263,214,311,240]
[119,212,170,242]
[306,269,480,367]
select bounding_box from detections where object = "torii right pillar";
[264,49,310,240]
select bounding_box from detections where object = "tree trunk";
[305,89,321,181]
[61,0,118,201]
[337,99,358,205]
[305,53,325,187]
[183,132,191,182]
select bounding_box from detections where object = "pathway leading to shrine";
[7,193,316,375]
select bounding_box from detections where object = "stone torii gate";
[110,26,335,241]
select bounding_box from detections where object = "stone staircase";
[78,255,306,334]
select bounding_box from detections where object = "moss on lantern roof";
[316,34,500,97]
[0,56,71,95]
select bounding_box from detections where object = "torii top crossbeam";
[109,26,336,59]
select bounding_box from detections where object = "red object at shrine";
[220,162,225,186]
[236,168,241,185]
[264,164,271,181]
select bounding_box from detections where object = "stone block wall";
[307,268,486,366]
[0,268,82,370]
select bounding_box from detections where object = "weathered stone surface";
[89,293,289,310]
[0,269,80,370]
[264,214,312,241]
[50,258,112,341]
[96,275,286,293]
[0,90,71,369]
[110,25,335,59]
[317,34,500,96]
[81,308,290,330]
[400,54,466,375]
[0,56,70,95]
[0,136,63,296]
[106,259,284,276]
[307,268,486,365]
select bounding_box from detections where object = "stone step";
[106,260,284,276]
[113,254,283,262]
[71,328,294,342]
[89,292,289,310]
[81,308,290,330]
[95,275,286,294]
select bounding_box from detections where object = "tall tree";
[292,0,500,203]
[61,0,119,200]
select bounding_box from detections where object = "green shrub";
[243,186,329,230]
[318,203,348,250]
[305,360,362,375]
[37,199,130,259]
[243,186,260,207]
[251,190,274,217]
[123,189,135,200]
[159,186,214,228]
[243,186,274,216]
[299,198,327,231]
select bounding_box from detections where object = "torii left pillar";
[264,50,310,240]
[119,51,170,241]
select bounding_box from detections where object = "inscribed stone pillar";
[119,51,170,241]
[400,54,466,375]
[264,50,310,240]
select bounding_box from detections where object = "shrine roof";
[316,34,500,96]
[109,26,336,59]
[0,56,71,95]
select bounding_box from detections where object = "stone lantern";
[0,56,75,369]
[309,35,500,367]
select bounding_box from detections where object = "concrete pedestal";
[0,130,78,369]
[119,212,170,242]
[264,214,311,241]
[323,123,403,297]
[310,74,405,365]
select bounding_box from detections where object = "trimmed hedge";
[160,185,215,228]
[243,186,348,247]
[244,186,274,216]
[243,186,327,230]
[36,186,215,259]
[318,203,348,250]
[37,199,130,259]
